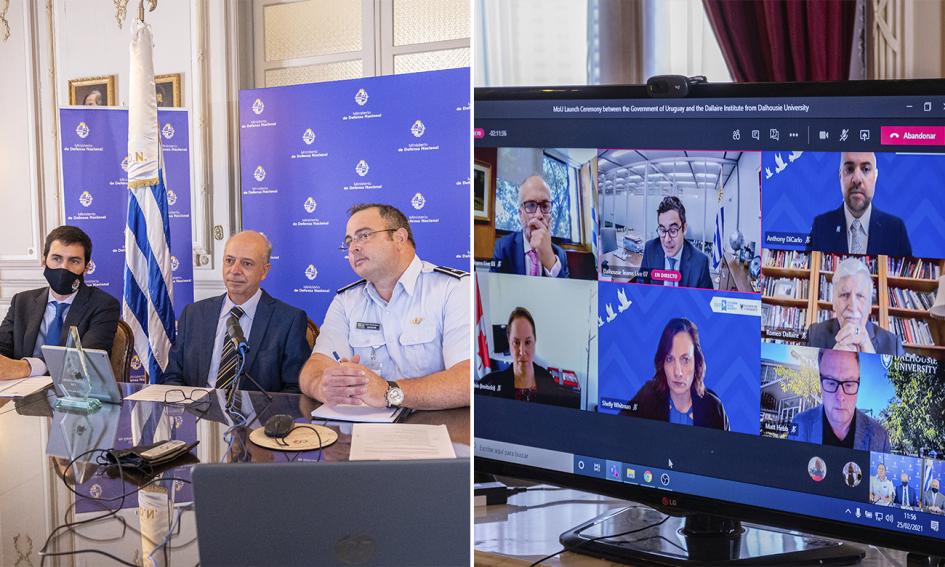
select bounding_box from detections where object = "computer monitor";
[474,79,945,563]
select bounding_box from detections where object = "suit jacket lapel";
[244,291,274,373]
[61,285,92,345]
[866,210,883,256]
[24,288,49,356]
[831,205,849,253]
[679,242,692,283]
[514,231,527,275]
[197,295,225,381]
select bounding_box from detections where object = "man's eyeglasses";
[657,224,681,238]
[340,229,397,250]
[520,200,553,214]
[163,388,211,405]
[820,377,860,395]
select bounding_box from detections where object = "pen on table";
[332,351,341,362]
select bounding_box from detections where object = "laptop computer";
[42,345,122,404]
[192,459,469,566]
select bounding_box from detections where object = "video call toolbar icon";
[860,129,870,141]
[769,128,780,141]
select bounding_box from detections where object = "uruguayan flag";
[123,21,175,382]
[712,197,724,271]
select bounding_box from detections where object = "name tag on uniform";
[356,322,381,330]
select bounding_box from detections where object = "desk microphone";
[226,316,249,354]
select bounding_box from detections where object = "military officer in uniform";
[300,204,470,410]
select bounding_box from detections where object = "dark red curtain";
[703,0,856,82]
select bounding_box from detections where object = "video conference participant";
[161,231,308,392]
[870,463,895,506]
[638,197,712,289]
[808,152,912,256]
[477,307,579,409]
[806,257,904,355]
[894,472,920,509]
[923,479,945,514]
[301,204,470,410]
[790,349,890,451]
[490,176,570,278]
[619,318,729,430]
[0,226,119,380]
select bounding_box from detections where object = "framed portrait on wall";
[155,73,182,108]
[474,160,492,221]
[69,75,117,106]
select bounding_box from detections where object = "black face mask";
[933,488,939,494]
[44,267,83,296]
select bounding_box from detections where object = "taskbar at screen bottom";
[474,438,945,542]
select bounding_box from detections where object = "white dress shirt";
[523,237,562,277]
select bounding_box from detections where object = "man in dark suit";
[160,231,308,393]
[638,196,713,289]
[491,176,569,278]
[808,152,911,256]
[894,473,920,509]
[807,257,904,355]
[0,226,119,380]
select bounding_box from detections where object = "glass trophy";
[55,326,106,412]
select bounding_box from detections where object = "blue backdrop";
[239,69,471,322]
[59,107,195,381]
[596,282,761,436]
[761,151,945,257]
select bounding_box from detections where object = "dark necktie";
[215,305,245,390]
[667,257,678,287]
[44,301,68,348]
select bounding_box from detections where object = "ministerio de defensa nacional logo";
[305,264,318,281]
[254,166,266,182]
[171,256,180,272]
[86,260,96,275]
[161,123,175,139]
[120,155,130,172]
[355,88,369,106]
[355,160,369,177]
[167,190,178,206]
[252,98,265,115]
[75,122,90,139]
[79,191,93,207]
[302,128,316,145]
[304,197,317,214]
[411,119,425,138]
[411,193,426,210]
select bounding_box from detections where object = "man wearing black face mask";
[0,226,120,379]
[923,479,944,514]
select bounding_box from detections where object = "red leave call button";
[881,126,945,145]
[650,269,681,282]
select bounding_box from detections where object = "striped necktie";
[215,305,246,390]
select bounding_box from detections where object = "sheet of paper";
[0,376,53,398]
[349,423,456,461]
[311,404,401,423]
[125,384,212,404]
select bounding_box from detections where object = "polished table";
[0,382,469,566]
[474,482,914,566]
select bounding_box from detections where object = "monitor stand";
[560,506,866,566]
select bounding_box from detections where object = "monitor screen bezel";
[474,77,945,557]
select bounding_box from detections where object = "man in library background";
[790,349,890,452]
[806,257,904,356]
[638,196,712,289]
[807,151,912,257]
[491,175,570,278]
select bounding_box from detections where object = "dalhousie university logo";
[304,197,317,214]
[302,128,316,145]
[161,123,175,139]
[252,98,265,115]
[355,88,369,106]
[254,166,266,182]
[75,122,90,139]
[411,193,426,210]
[305,264,318,281]
[86,260,96,275]
[411,119,425,138]
[167,189,178,206]
[171,256,180,272]
[355,160,369,177]
[79,191,93,207]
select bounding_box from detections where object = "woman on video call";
[620,318,730,430]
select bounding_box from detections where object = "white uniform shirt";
[314,255,470,381]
